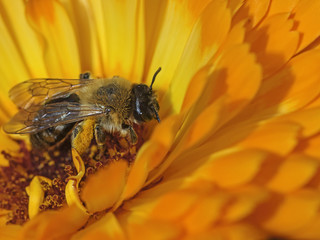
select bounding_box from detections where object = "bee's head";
[132,68,161,123]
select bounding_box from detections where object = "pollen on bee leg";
[26,176,52,219]
[65,148,88,214]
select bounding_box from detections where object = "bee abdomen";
[30,123,75,149]
[30,93,80,149]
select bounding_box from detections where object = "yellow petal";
[147,0,213,92]
[65,148,87,214]
[165,0,231,113]
[81,160,128,213]
[26,0,80,77]
[0,1,47,77]
[0,130,20,167]
[87,0,145,80]
[26,176,52,219]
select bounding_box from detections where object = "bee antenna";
[150,67,161,90]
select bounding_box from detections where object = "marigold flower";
[1,0,320,239]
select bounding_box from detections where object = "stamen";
[0,123,147,224]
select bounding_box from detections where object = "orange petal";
[149,189,199,222]
[119,114,180,202]
[72,213,125,240]
[293,214,320,239]
[261,190,320,235]
[267,154,319,193]
[275,50,320,113]
[220,20,246,51]
[292,0,320,52]
[181,96,224,149]
[232,0,270,27]
[197,223,268,240]
[273,107,320,137]
[169,42,262,168]
[238,121,301,156]
[222,187,269,223]
[26,0,80,77]
[241,49,320,118]
[119,212,183,240]
[211,43,261,120]
[0,209,11,227]
[299,134,320,159]
[182,193,230,233]
[196,149,267,188]
[81,160,128,213]
[122,179,185,217]
[18,205,88,239]
[268,0,298,16]
[121,141,166,201]
[245,13,299,77]
[0,225,22,240]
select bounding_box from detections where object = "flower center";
[0,124,146,225]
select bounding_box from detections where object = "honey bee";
[3,68,161,156]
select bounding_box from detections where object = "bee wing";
[9,78,95,109]
[3,101,105,134]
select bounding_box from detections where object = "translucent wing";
[3,101,105,134]
[9,78,95,109]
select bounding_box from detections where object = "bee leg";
[122,124,137,145]
[94,124,107,159]
[71,119,94,156]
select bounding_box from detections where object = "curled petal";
[26,176,52,219]
[65,149,87,214]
